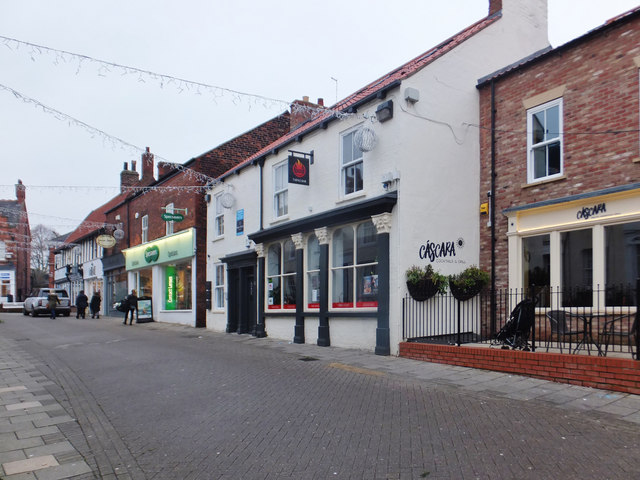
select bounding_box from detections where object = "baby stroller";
[492,298,536,351]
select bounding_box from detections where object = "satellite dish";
[220,192,235,209]
[113,229,125,240]
[354,125,377,152]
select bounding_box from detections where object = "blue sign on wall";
[236,209,244,236]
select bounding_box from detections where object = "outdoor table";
[571,313,604,356]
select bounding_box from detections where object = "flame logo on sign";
[292,159,306,178]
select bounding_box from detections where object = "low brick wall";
[399,342,640,395]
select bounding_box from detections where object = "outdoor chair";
[545,310,583,353]
[601,313,638,358]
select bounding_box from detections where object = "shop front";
[122,228,196,326]
[0,268,15,303]
[505,183,640,309]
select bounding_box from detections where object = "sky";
[0,0,638,235]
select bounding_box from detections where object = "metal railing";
[402,281,639,360]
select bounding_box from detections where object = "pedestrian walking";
[90,290,102,318]
[47,292,59,319]
[123,289,138,325]
[76,290,89,319]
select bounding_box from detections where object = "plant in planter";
[405,264,448,301]
[448,265,490,301]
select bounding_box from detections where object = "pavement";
[1,315,640,479]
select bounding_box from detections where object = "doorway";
[227,265,256,335]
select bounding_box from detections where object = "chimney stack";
[141,147,155,185]
[290,96,325,132]
[157,161,174,178]
[15,179,25,204]
[489,0,502,16]
[120,161,139,194]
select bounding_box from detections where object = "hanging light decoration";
[354,125,377,152]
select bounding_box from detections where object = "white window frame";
[527,98,563,183]
[214,195,224,238]
[165,203,174,236]
[273,161,288,219]
[141,215,148,243]
[214,263,225,310]
[341,128,364,196]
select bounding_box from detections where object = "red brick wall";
[478,14,640,288]
[399,342,640,395]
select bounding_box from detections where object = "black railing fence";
[403,281,639,360]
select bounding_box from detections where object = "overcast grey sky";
[1,0,638,234]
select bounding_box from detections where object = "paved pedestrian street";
[1,312,639,479]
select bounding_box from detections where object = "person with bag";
[90,290,102,318]
[123,289,138,325]
[47,292,59,319]
[76,290,89,319]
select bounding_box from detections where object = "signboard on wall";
[236,209,244,236]
[288,156,309,186]
[123,228,195,270]
[165,266,176,310]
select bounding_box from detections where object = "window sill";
[521,175,566,189]
[211,235,225,243]
[336,191,366,205]
[633,157,640,164]
[269,215,290,226]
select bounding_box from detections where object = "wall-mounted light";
[375,100,393,122]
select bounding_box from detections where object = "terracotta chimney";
[141,147,155,185]
[120,161,139,193]
[489,0,502,16]
[290,96,324,132]
[15,179,25,204]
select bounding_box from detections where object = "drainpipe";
[490,80,497,334]
[258,159,265,231]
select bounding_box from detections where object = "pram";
[492,298,536,351]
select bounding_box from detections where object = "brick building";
[0,180,31,302]
[104,113,290,327]
[477,6,640,308]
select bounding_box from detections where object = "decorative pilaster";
[372,213,391,356]
[292,233,305,344]
[255,243,266,338]
[315,227,330,347]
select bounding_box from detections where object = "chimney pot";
[302,95,309,102]
[132,160,137,172]
[317,98,324,106]
[123,162,128,171]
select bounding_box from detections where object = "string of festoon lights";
[0,82,220,190]
[0,35,354,121]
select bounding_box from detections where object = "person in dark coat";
[76,290,89,319]
[47,292,59,319]
[90,291,102,319]
[123,289,137,325]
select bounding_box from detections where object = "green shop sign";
[165,265,177,310]
[161,212,184,222]
[123,228,195,270]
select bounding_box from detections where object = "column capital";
[254,243,265,258]
[314,227,329,245]
[291,232,304,250]
[371,212,392,235]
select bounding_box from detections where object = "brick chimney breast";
[15,179,25,204]
[290,96,324,132]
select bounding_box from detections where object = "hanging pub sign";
[96,234,116,248]
[288,155,310,186]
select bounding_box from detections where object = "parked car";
[23,288,71,317]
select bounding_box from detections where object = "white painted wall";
[206,0,550,353]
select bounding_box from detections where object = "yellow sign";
[480,202,489,215]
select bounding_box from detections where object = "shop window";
[214,195,224,237]
[527,98,562,183]
[142,215,149,243]
[274,162,288,218]
[522,235,550,307]
[331,221,378,308]
[307,234,320,309]
[605,221,640,306]
[165,262,192,310]
[166,203,174,235]
[341,129,363,196]
[214,264,225,309]
[135,269,153,298]
[561,229,592,307]
[267,240,296,309]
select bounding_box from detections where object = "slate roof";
[219,10,503,180]
[477,5,640,86]
[0,200,24,225]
